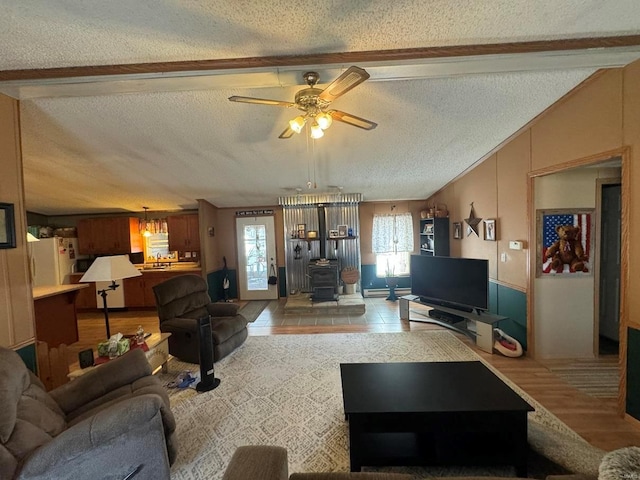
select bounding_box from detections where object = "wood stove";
[309,260,339,302]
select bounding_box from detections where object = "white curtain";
[372,213,414,253]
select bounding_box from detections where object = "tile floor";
[250,296,415,327]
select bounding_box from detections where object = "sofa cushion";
[207,302,241,317]
[153,274,212,322]
[0,444,17,480]
[17,393,66,438]
[0,346,67,476]
[65,376,173,430]
[211,316,249,343]
[0,347,32,443]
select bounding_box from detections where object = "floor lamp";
[79,255,142,339]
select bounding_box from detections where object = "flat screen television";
[410,255,489,313]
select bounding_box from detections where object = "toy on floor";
[166,371,198,389]
[493,328,523,357]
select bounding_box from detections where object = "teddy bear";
[544,224,589,273]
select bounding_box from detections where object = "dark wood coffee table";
[340,361,534,476]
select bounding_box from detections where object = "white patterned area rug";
[160,331,600,479]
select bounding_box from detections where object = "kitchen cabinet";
[123,276,146,308]
[124,270,202,308]
[69,274,97,309]
[77,217,143,255]
[167,214,200,251]
[33,285,89,347]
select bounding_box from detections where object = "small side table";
[68,333,171,379]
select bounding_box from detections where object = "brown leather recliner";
[152,274,248,364]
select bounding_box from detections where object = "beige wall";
[533,169,599,358]
[623,61,640,332]
[496,131,530,287]
[427,61,640,361]
[530,70,623,171]
[0,95,35,349]
[430,155,501,281]
[198,199,218,275]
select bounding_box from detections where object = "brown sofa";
[221,445,601,480]
[153,274,248,363]
[1,347,177,480]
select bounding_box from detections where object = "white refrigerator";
[30,237,78,287]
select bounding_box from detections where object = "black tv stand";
[427,309,465,324]
[399,295,507,354]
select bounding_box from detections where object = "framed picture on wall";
[484,219,496,241]
[453,222,462,239]
[536,208,594,277]
[0,203,16,249]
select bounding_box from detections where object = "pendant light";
[142,207,152,237]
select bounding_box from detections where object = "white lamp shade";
[289,116,306,134]
[316,112,333,130]
[80,255,142,282]
[310,122,324,139]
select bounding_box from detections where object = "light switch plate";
[509,240,523,250]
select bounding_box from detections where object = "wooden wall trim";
[624,413,640,428]
[1,35,640,81]
[528,147,628,178]
[618,149,631,415]
[490,278,527,293]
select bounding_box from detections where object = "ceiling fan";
[228,66,377,139]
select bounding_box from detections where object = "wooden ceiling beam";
[2,35,640,82]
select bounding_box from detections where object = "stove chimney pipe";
[318,204,327,259]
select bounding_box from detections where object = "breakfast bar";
[32,284,89,347]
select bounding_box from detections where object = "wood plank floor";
[70,298,640,453]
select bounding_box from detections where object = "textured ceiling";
[2,1,640,215]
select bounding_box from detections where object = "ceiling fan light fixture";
[289,116,306,134]
[310,122,324,139]
[316,112,333,130]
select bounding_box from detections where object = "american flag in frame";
[536,208,594,277]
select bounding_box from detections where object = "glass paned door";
[236,216,278,300]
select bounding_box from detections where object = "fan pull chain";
[306,123,312,189]
[313,143,317,189]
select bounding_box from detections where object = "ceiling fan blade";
[329,110,378,130]
[318,66,370,103]
[279,126,295,139]
[228,96,295,108]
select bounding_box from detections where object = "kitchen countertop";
[69,264,201,277]
[33,283,89,300]
[135,264,201,273]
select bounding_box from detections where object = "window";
[372,212,414,277]
[375,251,411,277]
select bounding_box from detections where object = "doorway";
[597,182,621,356]
[236,216,278,300]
